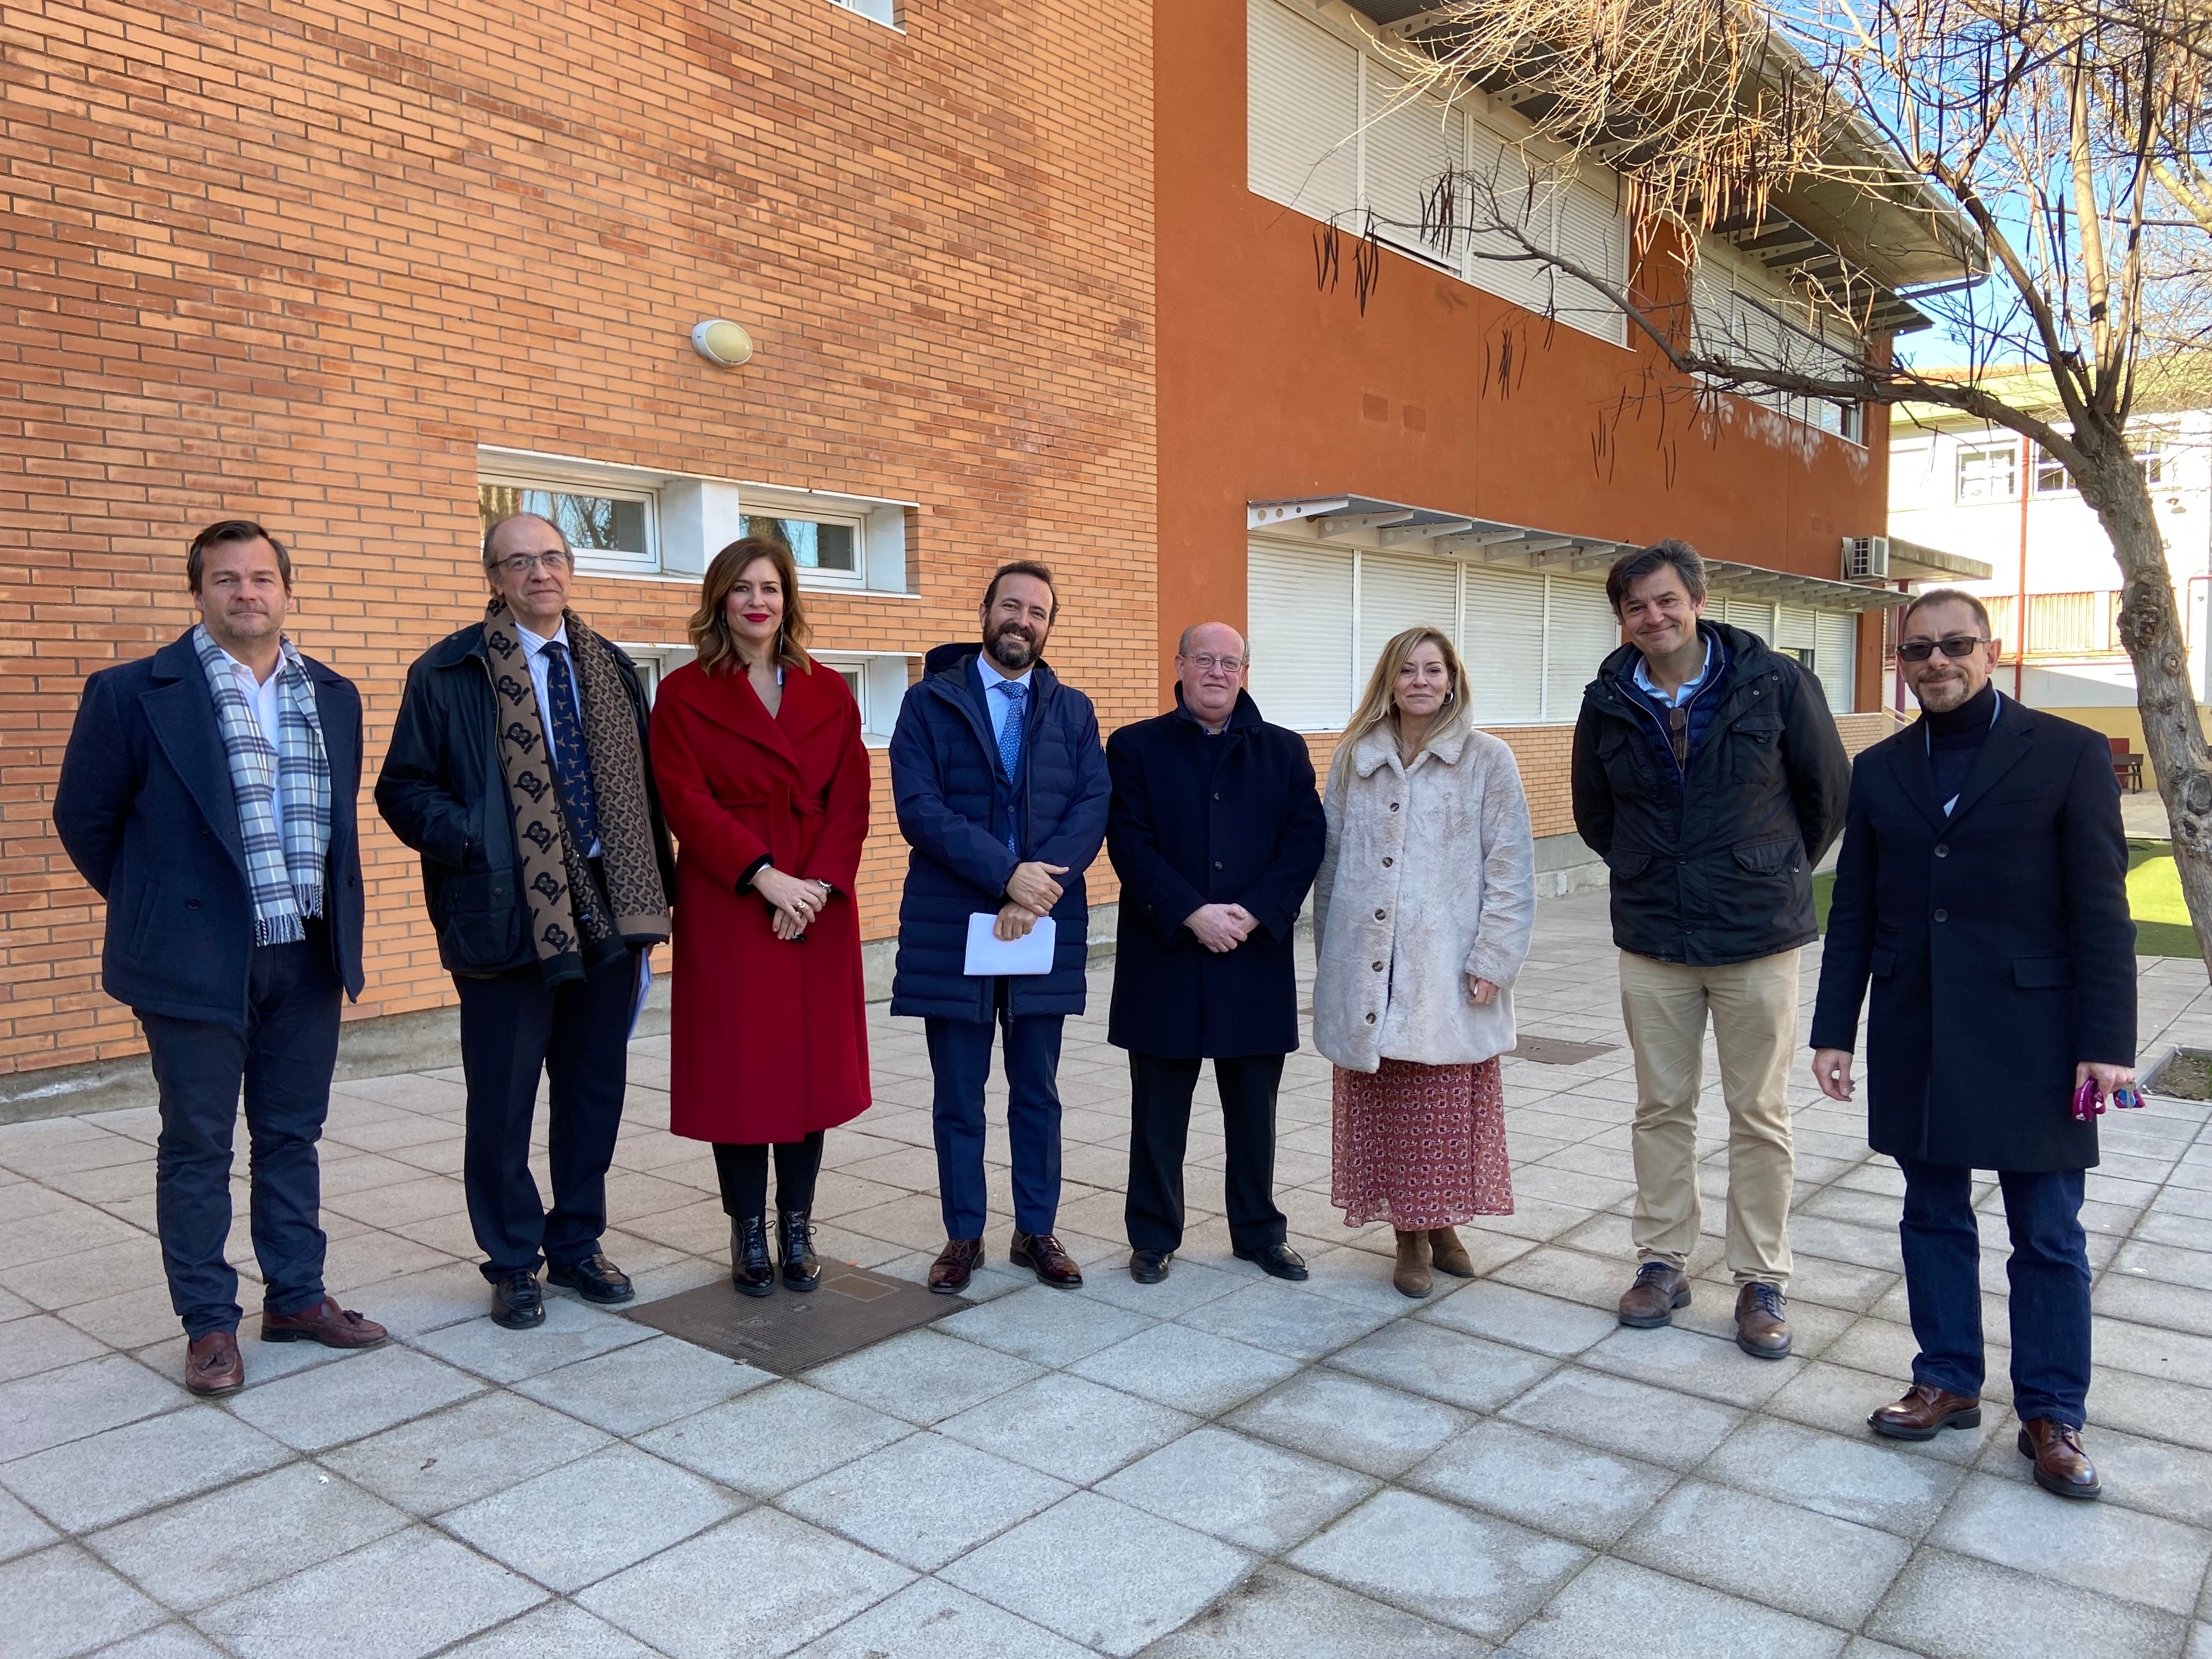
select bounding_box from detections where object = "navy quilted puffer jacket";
[887,643,1110,1020]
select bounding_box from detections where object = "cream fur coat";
[1312,711,1537,1072]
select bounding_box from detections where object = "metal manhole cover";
[1511,1035,1620,1066]
[621,1263,968,1375]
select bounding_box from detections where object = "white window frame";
[825,0,897,25]
[810,651,915,747]
[479,469,661,578]
[612,644,697,705]
[733,484,870,593]
[1955,441,2021,504]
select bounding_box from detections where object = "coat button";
[1374,909,1386,920]
[1213,860,1223,870]
[1390,802,1400,811]
[1934,909,1949,922]
[1372,961,1384,971]
[1213,792,1222,802]
[1935,845,1949,857]
[185,899,201,910]
[1365,1012,1376,1023]
[1382,857,1393,867]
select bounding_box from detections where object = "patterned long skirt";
[1331,1056,1514,1229]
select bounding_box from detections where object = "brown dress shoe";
[1733,1283,1792,1359]
[260,1296,390,1350]
[929,1237,983,1294]
[1867,1380,1983,1440]
[1618,1262,1690,1328]
[2018,1417,2101,1498]
[1393,1230,1432,1299]
[186,1330,245,1396]
[1009,1231,1083,1288]
[1427,1228,1476,1278]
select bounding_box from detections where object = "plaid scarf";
[193,625,332,945]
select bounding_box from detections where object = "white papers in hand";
[963,912,1056,976]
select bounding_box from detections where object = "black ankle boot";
[778,1207,821,1292]
[730,1214,774,1297]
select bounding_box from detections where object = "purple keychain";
[2072,1079,2146,1122]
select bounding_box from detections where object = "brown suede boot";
[1427,1228,1476,1278]
[1392,1229,1432,1299]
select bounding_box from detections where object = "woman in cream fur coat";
[1313,627,1536,1297]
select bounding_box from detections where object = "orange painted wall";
[1153,0,1892,706]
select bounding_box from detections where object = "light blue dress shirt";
[977,653,1035,744]
[1632,634,1714,709]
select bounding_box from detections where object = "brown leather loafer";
[1618,1262,1690,1328]
[1008,1231,1083,1288]
[1734,1282,1792,1359]
[2019,1417,2101,1499]
[260,1296,389,1350]
[1868,1380,1982,1441]
[929,1237,983,1294]
[186,1329,245,1396]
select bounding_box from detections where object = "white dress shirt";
[218,645,286,843]
[512,618,600,856]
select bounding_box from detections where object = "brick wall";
[1,0,1155,1074]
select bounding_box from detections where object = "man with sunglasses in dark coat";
[1813,588,2135,1499]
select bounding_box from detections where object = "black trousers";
[139,928,342,1339]
[713,1132,825,1217]
[455,946,638,1282]
[1125,1052,1287,1254]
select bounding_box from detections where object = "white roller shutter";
[1365,72,1461,268]
[1722,597,1775,641]
[1248,0,1358,221]
[1464,121,1550,313]
[1816,611,1859,712]
[1544,578,1622,720]
[1248,540,1356,731]
[1358,552,1460,694]
[1777,604,1819,654]
[1553,174,1627,344]
[1460,566,1547,724]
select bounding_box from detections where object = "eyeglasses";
[490,550,572,576]
[1183,653,1245,673]
[1897,634,1986,663]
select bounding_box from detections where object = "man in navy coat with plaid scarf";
[55,521,383,1400]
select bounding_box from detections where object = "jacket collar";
[150,628,346,687]
[422,613,637,676]
[1170,684,1261,733]
[672,658,844,765]
[1348,706,1474,778]
[1892,689,2034,831]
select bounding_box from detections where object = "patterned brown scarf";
[484,599,668,985]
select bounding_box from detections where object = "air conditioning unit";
[1843,535,1890,580]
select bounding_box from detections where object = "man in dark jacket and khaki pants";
[1573,540,1850,1360]
[1812,589,2133,1498]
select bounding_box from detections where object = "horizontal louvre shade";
[1366,72,1461,268]
[1247,0,1357,219]
[1358,552,1461,693]
[1461,566,1547,724]
[1249,541,1356,730]
[1544,578,1622,720]
[1816,611,1858,713]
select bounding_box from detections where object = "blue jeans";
[1896,1158,2092,1426]
[925,983,1063,1240]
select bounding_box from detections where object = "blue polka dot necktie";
[540,641,603,853]
[994,680,1026,851]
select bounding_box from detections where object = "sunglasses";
[1897,634,1987,663]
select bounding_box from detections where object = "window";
[1815,611,1858,713]
[1689,252,1866,440]
[479,479,657,576]
[2136,435,2168,487]
[739,511,859,577]
[811,653,916,745]
[613,645,697,704]
[825,0,894,23]
[1955,442,2020,503]
[2033,444,2074,496]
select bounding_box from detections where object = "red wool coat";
[650,658,872,1144]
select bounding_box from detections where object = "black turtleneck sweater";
[1924,680,1999,812]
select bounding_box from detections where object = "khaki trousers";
[1618,948,1798,1286]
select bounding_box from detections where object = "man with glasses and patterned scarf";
[379,513,675,1330]
[57,520,385,1397]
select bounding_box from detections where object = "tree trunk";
[2080,419,2212,966]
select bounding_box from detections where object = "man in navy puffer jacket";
[888,562,1110,1294]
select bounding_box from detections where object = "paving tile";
[941,1490,1255,1658]
[512,1333,770,1434]
[1866,1547,2186,1659]
[0,1543,166,1658]
[1406,1419,1676,1546]
[1324,1319,1560,1413]
[1499,1365,1744,1470]
[1980,1423,2212,1529]
[1577,1322,1804,1407]
[0,1354,187,1462]
[89,1626,229,1658]
[1139,1562,1487,1658]
[1072,1257,1248,1319]
[1415,1280,1619,1355]
[934,1370,1194,1483]
[1697,1416,1967,1536]
[637,1381,913,1497]
[790,1578,1094,1659]
[2080,1366,2212,1453]
[442,1444,740,1592]
[1763,1361,2007,1463]
[86,1461,408,1611]
[442,1602,663,1658]
[412,1294,657,1384]
[1226,1369,1466,1479]
[1930,1470,2212,1614]
[1099,1425,1373,1553]
[1508,1558,1846,1659]
[319,1389,612,1515]
[577,1508,913,1659]
[0,1403,294,1533]
[781,1430,1070,1571]
[0,1313,109,1384]
[198,1526,545,1659]
[1174,1278,1398,1361]
[0,1484,57,1564]
[1068,1321,1304,1415]
[1286,1487,1585,1638]
[802,1327,1045,1426]
[1620,1477,1911,1626]
[936,1282,1155,1366]
[224,1344,483,1453]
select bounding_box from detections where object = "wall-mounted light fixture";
[690,319,754,368]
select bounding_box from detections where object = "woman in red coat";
[651,535,871,1297]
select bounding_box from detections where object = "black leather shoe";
[1130,1248,1173,1284]
[1234,1242,1309,1282]
[731,1215,775,1298]
[489,1270,544,1329]
[548,1252,634,1304]
[777,1207,821,1293]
